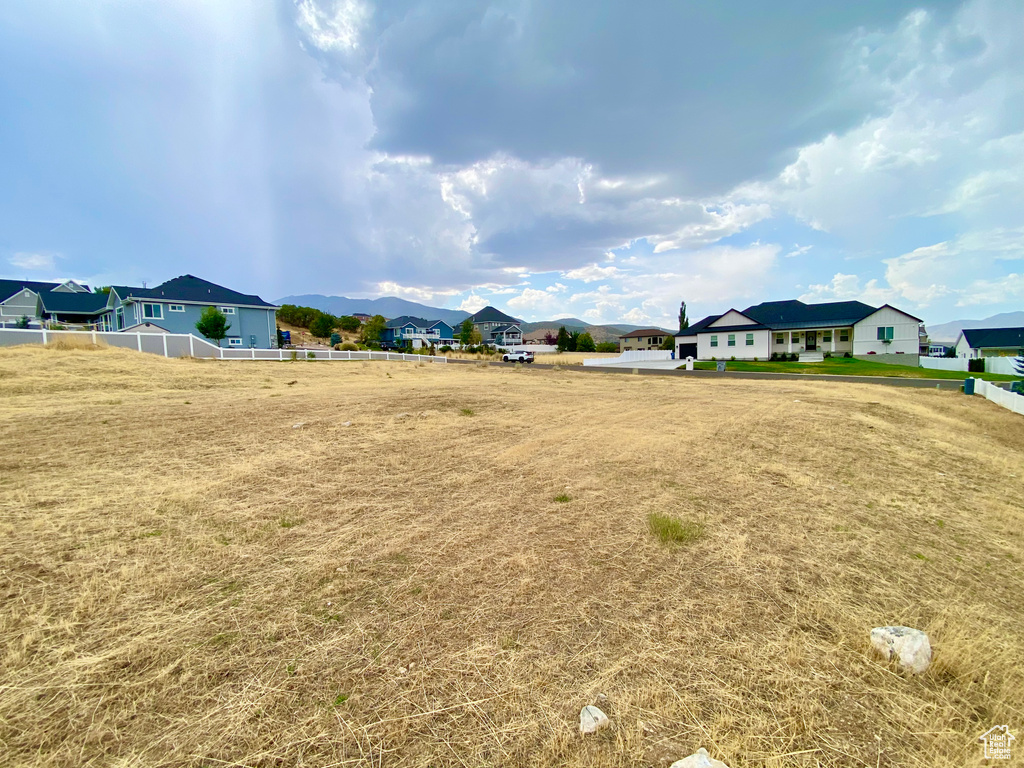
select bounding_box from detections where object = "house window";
[227,337,242,346]
[876,326,894,341]
[220,307,236,315]
[727,334,736,347]
[745,333,754,346]
[840,330,849,342]
[823,331,832,342]
[142,303,163,320]
[776,334,784,344]
[710,335,718,347]
[169,304,185,312]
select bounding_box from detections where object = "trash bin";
[963,377,975,395]
[716,361,726,372]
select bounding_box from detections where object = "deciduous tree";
[577,332,596,352]
[361,315,387,344]
[195,306,230,347]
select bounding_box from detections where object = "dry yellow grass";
[1,345,1022,768]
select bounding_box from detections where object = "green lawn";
[689,357,1018,381]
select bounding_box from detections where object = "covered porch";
[772,327,854,357]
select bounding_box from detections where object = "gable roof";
[620,328,670,339]
[468,305,521,324]
[0,279,61,302]
[676,315,721,337]
[118,275,278,309]
[385,315,431,329]
[490,323,521,333]
[742,299,879,329]
[961,327,1024,350]
[37,291,110,315]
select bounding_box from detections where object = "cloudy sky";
[1,0,1022,328]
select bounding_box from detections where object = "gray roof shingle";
[961,327,1024,350]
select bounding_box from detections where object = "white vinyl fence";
[972,378,1024,416]
[0,328,447,363]
[921,356,1021,376]
[583,349,672,367]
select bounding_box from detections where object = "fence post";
[42,328,48,345]
[251,348,255,360]
[137,334,142,352]
[92,330,97,345]
[189,335,194,357]
[162,335,168,357]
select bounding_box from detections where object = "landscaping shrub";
[823,351,832,358]
[791,352,800,362]
[646,512,705,545]
[843,351,852,358]
[340,342,358,351]
[968,358,986,373]
[439,345,452,353]
[329,333,341,347]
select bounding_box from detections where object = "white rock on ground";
[579,705,610,734]
[870,626,932,674]
[669,747,731,768]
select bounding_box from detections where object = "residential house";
[954,327,1024,359]
[351,313,372,323]
[466,306,523,346]
[619,328,670,352]
[0,279,91,326]
[38,290,110,327]
[380,316,455,349]
[676,299,923,360]
[98,275,280,348]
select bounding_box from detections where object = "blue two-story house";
[97,275,280,348]
[380,316,456,349]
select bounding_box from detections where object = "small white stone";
[342,421,352,427]
[579,705,609,734]
[292,422,304,429]
[398,667,408,675]
[870,626,932,674]
[669,747,731,768]
[596,693,607,701]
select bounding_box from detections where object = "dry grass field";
[1,345,1022,768]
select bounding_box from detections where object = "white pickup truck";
[501,350,535,363]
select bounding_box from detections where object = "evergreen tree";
[195,307,230,347]
[567,330,580,352]
[555,326,571,352]
[459,318,474,346]
[678,301,688,331]
[577,332,596,352]
[309,313,335,340]
[338,315,361,332]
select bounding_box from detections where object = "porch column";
[831,329,836,354]
[787,332,793,354]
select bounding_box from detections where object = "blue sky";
[1,0,1022,327]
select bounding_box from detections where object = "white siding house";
[852,306,921,356]
[677,299,923,361]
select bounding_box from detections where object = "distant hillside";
[521,319,674,344]
[275,294,471,327]
[926,311,1024,342]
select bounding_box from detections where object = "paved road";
[448,358,975,389]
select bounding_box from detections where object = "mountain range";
[925,311,1024,342]
[274,294,671,342]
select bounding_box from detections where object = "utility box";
[716,361,726,372]
[963,377,975,395]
